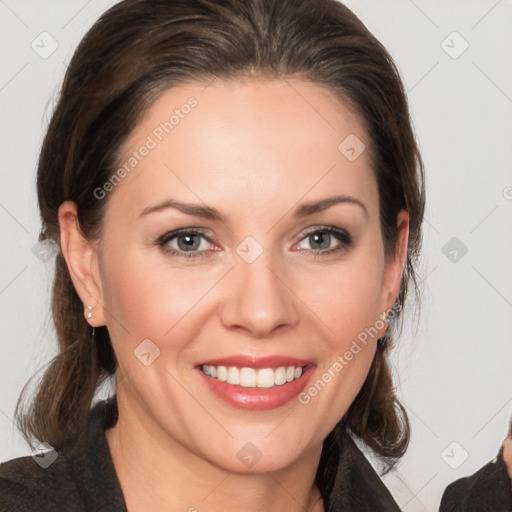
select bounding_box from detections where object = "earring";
[86,306,93,319]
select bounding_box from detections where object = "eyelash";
[157,226,352,260]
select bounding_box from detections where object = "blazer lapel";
[317,428,402,511]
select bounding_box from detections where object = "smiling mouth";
[199,364,307,388]
[196,358,315,410]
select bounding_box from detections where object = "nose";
[220,255,300,339]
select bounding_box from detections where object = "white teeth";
[256,368,275,388]
[239,367,256,387]
[201,364,306,388]
[274,366,287,385]
[217,365,227,382]
[227,366,240,385]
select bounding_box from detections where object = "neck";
[105,386,325,512]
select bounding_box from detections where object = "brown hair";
[17,0,424,474]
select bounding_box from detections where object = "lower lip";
[197,366,315,411]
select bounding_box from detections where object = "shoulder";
[439,446,512,512]
[0,397,124,512]
[0,451,80,510]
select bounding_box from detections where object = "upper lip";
[197,355,314,369]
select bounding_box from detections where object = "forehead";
[109,78,377,220]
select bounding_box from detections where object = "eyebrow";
[139,194,368,221]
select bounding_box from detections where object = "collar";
[61,396,127,510]
[69,397,400,511]
[316,427,401,511]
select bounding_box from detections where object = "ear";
[58,200,106,327]
[379,210,409,331]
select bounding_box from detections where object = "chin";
[199,432,318,475]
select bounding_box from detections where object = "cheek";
[302,257,385,345]
[295,248,385,406]
[99,244,222,345]
[296,261,384,430]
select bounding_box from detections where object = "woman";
[0,0,510,510]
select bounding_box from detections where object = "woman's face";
[88,79,408,472]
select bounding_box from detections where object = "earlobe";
[58,201,105,326]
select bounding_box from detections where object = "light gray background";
[1,1,511,510]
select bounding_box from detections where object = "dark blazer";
[440,443,512,512]
[0,397,510,511]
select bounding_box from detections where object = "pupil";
[178,234,200,251]
[311,232,330,250]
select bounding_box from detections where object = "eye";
[295,226,352,255]
[157,226,352,260]
[158,228,214,258]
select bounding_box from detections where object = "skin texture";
[58,79,409,512]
